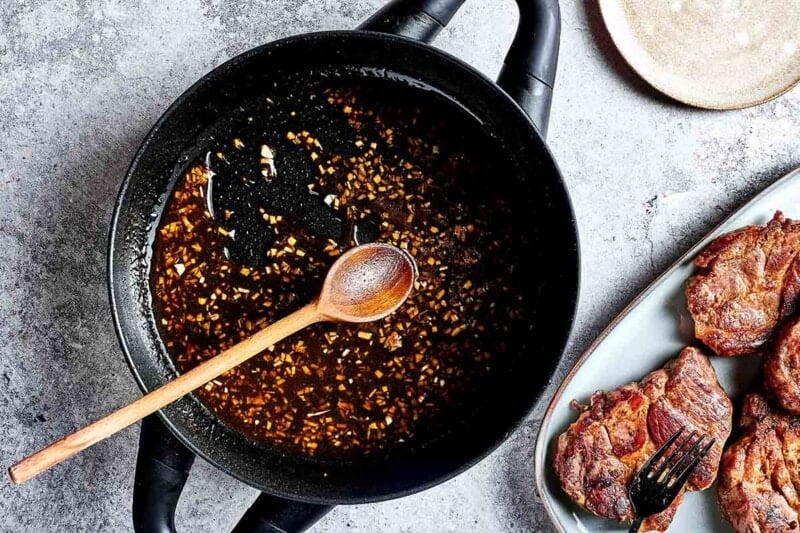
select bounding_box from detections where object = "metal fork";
[627,428,715,533]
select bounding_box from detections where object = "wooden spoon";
[9,242,416,484]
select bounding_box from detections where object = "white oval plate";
[599,0,800,110]
[534,166,800,532]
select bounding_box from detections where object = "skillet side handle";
[497,0,560,138]
[357,0,467,43]
[232,493,333,533]
[133,415,195,533]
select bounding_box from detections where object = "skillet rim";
[108,28,581,503]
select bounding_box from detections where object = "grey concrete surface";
[1,0,798,531]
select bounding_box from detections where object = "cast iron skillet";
[108,0,579,531]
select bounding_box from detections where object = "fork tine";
[639,427,685,473]
[663,434,706,482]
[651,429,698,480]
[668,438,716,487]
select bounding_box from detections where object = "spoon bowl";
[318,242,417,323]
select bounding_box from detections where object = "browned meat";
[718,394,800,532]
[554,347,732,532]
[686,211,800,357]
[765,317,800,414]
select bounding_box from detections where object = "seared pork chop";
[687,211,800,356]
[718,394,800,532]
[765,316,800,414]
[554,347,732,531]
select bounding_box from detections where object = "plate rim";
[597,0,800,110]
[534,165,800,532]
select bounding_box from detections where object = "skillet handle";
[357,0,467,43]
[132,415,331,533]
[231,493,333,533]
[133,415,195,533]
[497,0,560,138]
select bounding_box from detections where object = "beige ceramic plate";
[535,166,800,532]
[599,0,800,109]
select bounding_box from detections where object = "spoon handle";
[9,303,321,485]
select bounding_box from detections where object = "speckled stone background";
[1,1,798,532]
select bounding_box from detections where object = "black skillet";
[109,0,579,531]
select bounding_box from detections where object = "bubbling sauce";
[151,82,525,458]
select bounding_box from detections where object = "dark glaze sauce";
[151,80,525,458]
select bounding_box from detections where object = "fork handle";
[629,517,643,533]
